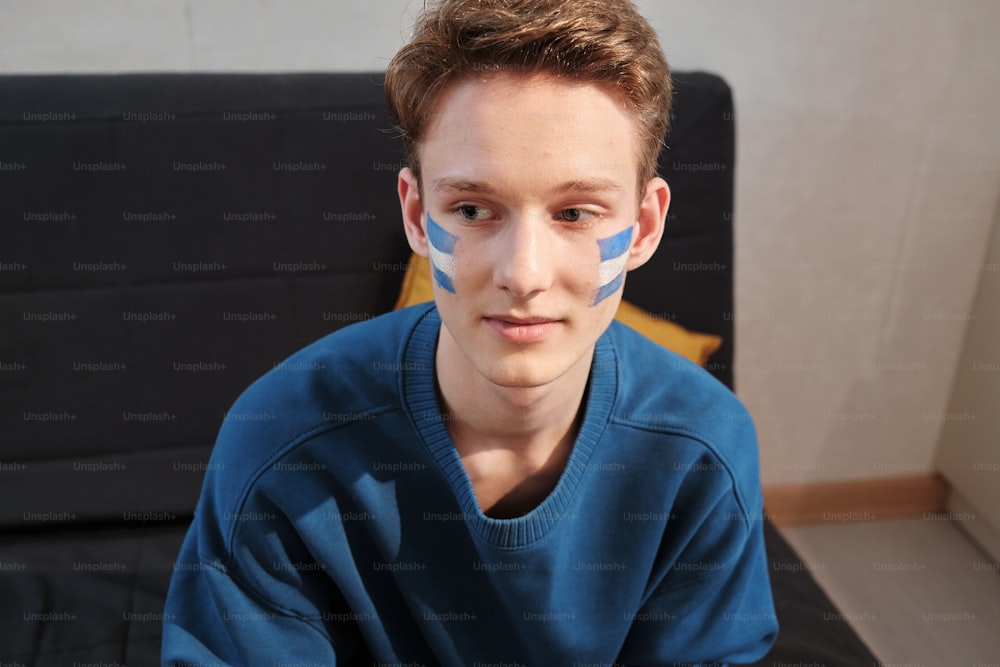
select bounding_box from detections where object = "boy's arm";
[161,502,359,666]
[160,422,364,665]
[617,455,778,665]
[162,539,338,665]
[619,517,776,664]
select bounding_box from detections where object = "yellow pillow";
[393,253,722,365]
[613,298,722,366]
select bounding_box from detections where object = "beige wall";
[641,0,1000,485]
[3,0,999,485]
[935,199,1000,539]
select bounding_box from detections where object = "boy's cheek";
[592,226,634,306]
[426,213,459,294]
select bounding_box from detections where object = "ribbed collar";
[401,304,618,549]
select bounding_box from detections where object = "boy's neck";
[433,328,593,517]
[434,331,592,453]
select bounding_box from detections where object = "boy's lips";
[482,314,562,342]
[485,314,559,325]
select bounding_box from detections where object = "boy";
[162,0,778,664]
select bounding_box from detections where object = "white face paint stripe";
[426,213,458,293]
[599,253,629,286]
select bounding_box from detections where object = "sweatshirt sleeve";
[161,527,339,666]
[160,462,360,667]
[616,491,777,665]
[616,429,779,665]
[160,405,360,665]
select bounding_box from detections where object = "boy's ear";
[398,167,429,258]
[626,176,670,271]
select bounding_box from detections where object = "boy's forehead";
[419,72,642,191]
[429,71,629,126]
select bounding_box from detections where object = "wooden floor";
[779,517,1000,666]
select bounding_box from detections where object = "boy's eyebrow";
[432,178,497,194]
[431,176,625,196]
[554,178,625,194]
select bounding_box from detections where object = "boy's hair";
[385,0,672,193]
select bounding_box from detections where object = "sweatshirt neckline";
[402,304,618,548]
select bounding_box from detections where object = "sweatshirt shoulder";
[606,320,746,415]
[604,321,758,466]
[234,304,428,417]
[207,305,432,483]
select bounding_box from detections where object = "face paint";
[593,225,634,306]
[426,213,458,293]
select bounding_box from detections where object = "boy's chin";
[473,354,587,392]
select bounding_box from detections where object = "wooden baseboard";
[762,474,949,526]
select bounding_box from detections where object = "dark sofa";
[0,71,877,666]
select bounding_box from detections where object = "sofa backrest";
[0,71,735,527]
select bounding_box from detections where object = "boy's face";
[399,72,669,392]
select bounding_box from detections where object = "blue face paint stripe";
[432,266,455,294]
[425,213,458,294]
[593,270,625,306]
[592,225,633,306]
[597,226,633,262]
[427,213,457,254]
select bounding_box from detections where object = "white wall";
[641,0,1000,485]
[4,0,999,486]
[935,198,1000,547]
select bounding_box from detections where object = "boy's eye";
[456,205,492,220]
[558,208,588,223]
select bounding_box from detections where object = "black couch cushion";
[2,72,733,526]
[0,71,876,666]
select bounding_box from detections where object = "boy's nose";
[493,217,555,299]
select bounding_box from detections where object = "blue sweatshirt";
[162,303,777,666]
